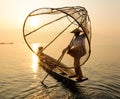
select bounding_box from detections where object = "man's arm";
[62,37,74,54]
[62,46,70,54]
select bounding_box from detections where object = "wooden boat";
[37,47,88,84]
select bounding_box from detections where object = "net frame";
[23,6,92,68]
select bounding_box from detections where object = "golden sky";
[0,0,120,46]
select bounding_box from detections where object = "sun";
[29,17,39,27]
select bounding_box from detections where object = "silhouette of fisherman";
[62,28,86,81]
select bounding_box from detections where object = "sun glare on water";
[31,43,40,79]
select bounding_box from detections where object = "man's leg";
[74,57,83,80]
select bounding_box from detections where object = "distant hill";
[0,42,13,44]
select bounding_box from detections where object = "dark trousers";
[67,48,83,79]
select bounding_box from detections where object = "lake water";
[0,43,120,99]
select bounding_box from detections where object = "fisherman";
[62,28,86,81]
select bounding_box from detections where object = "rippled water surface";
[0,44,120,99]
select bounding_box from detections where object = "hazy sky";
[1,0,120,45]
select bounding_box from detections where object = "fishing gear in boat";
[23,6,92,84]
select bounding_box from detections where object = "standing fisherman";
[62,28,86,81]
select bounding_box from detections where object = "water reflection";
[31,43,39,79]
[31,54,39,73]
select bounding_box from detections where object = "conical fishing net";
[23,6,91,69]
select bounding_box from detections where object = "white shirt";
[70,34,85,49]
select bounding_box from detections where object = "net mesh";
[23,6,91,68]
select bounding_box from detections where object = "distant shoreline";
[0,42,13,44]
